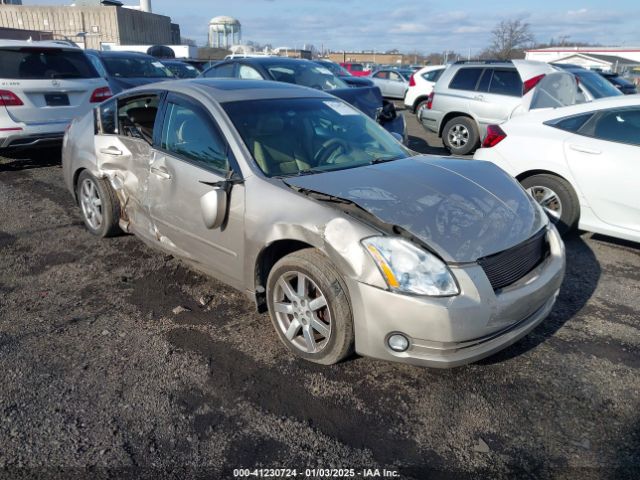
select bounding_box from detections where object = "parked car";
[551,64,624,100]
[474,95,640,242]
[84,50,174,94]
[599,72,638,95]
[403,65,446,115]
[340,62,371,77]
[314,60,374,87]
[161,59,200,79]
[62,79,565,368]
[421,60,560,155]
[201,57,406,143]
[369,68,413,99]
[0,40,110,152]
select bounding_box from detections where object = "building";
[549,53,640,73]
[526,46,640,65]
[0,4,176,50]
[0,26,52,40]
[208,16,241,49]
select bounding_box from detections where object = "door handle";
[150,165,171,179]
[569,144,601,155]
[99,146,123,156]
[474,95,485,101]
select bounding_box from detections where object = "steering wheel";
[314,138,350,165]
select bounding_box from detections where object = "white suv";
[0,40,111,152]
[403,65,446,116]
[420,60,557,155]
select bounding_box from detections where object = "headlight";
[362,236,459,296]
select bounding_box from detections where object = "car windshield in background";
[317,61,351,77]
[165,62,199,78]
[397,69,414,79]
[102,56,173,78]
[265,62,348,91]
[223,97,412,178]
[349,64,364,72]
[0,48,98,79]
[577,71,623,98]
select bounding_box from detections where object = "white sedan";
[474,95,640,243]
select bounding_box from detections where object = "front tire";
[77,170,122,237]
[442,116,479,155]
[520,174,579,236]
[266,248,354,365]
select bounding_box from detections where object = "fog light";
[387,334,409,352]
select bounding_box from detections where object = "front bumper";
[348,225,565,368]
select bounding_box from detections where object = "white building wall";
[526,48,640,63]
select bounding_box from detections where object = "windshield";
[223,97,412,178]
[577,71,623,98]
[265,62,348,90]
[164,62,199,78]
[102,56,173,78]
[317,61,351,77]
[348,64,364,72]
[0,48,99,79]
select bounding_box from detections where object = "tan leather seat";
[251,115,310,176]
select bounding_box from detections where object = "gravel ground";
[0,111,639,479]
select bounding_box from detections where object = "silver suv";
[420,60,556,155]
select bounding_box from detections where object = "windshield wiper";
[369,156,401,165]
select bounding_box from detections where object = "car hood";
[285,156,546,263]
[330,86,383,119]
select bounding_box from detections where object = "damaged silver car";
[62,79,565,368]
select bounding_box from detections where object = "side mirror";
[200,188,227,229]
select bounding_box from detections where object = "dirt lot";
[1,112,639,479]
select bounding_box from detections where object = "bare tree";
[489,18,534,60]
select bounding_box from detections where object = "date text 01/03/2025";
[232,468,401,478]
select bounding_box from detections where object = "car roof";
[88,49,154,58]
[222,56,314,66]
[0,39,82,50]
[124,78,334,103]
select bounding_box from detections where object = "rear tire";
[266,248,354,365]
[414,99,429,119]
[442,116,479,156]
[520,174,579,236]
[76,170,122,238]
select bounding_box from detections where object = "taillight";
[523,74,545,95]
[0,90,24,107]
[426,92,434,109]
[409,74,416,87]
[482,124,507,148]
[90,86,112,103]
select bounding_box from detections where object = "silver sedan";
[370,69,412,99]
[62,79,565,368]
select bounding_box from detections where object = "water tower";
[208,16,241,49]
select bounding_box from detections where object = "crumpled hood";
[286,156,547,263]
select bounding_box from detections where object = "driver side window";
[160,101,230,175]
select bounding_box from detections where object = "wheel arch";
[439,112,476,137]
[254,239,316,313]
[515,169,572,184]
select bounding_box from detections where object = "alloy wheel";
[272,271,332,354]
[79,178,103,230]
[448,124,469,148]
[527,185,562,221]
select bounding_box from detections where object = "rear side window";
[546,113,593,133]
[204,63,235,78]
[449,68,483,91]
[0,48,98,79]
[488,69,522,96]
[422,69,443,82]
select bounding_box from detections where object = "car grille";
[478,229,549,291]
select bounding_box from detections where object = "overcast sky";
[27,0,640,53]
